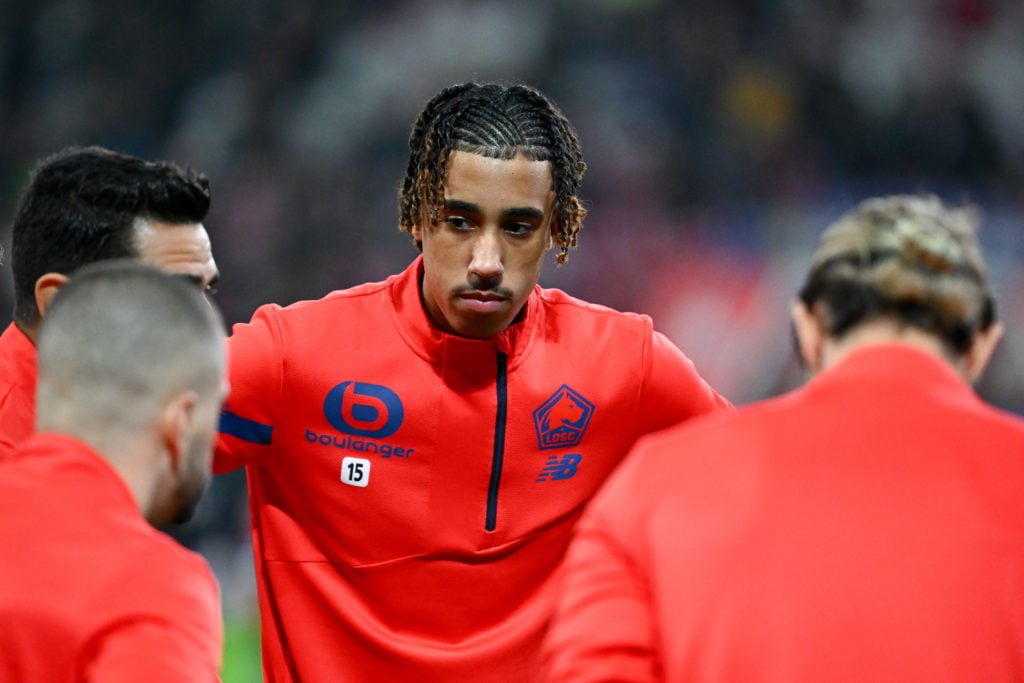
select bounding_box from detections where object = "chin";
[456,323,506,339]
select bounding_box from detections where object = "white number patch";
[341,457,370,487]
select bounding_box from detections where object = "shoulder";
[622,390,796,481]
[259,276,394,318]
[233,274,399,344]
[536,286,653,331]
[118,522,216,584]
[103,530,220,619]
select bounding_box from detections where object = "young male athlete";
[0,261,227,680]
[542,195,1024,682]
[217,81,731,681]
[0,145,219,456]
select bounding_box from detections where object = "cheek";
[509,238,549,273]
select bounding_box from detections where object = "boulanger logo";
[323,381,404,438]
[533,385,594,450]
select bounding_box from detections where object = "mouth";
[458,291,507,313]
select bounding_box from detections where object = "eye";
[444,215,472,230]
[504,222,537,237]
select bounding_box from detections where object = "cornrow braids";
[399,82,587,264]
[798,195,997,354]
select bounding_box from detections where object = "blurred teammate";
[0,145,219,456]
[217,81,731,681]
[543,195,1024,682]
[0,261,227,681]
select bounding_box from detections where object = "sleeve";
[0,408,28,458]
[83,563,224,683]
[0,390,35,459]
[214,304,285,473]
[82,618,223,683]
[542,455,660,682]
[636,329,733,436]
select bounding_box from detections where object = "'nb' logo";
[323,382,404,438]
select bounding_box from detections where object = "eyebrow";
[443,199,545,220]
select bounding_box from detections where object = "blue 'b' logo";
[324,382,404,438]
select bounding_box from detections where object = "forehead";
[132,218,218,286]
[443,151,554,211]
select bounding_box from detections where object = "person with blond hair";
[543,194,1024,682]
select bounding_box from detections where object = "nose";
[468,230,504,290]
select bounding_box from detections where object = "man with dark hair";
[0,145,219,456]
[217,81,731,680]
[0,261,227,680]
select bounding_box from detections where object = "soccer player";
[0,145,219,456]
[0,261,227,680]
[217,81,732,680]
[542,195,1024,682]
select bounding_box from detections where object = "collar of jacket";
[387,255,544,376]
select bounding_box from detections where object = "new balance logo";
[535,453,581,482]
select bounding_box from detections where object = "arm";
[0,387,35,459]
[543,458,661,682]
[637,330,733,436]
[83,558,223,682]
[82,617,222,683]
[215,304,285,473]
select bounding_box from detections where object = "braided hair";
[399,82,587,264]
[798,195,997,354]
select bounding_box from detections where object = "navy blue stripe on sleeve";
[219,409,273,445]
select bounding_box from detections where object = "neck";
[822,321,964,375]
[14,319,40,346]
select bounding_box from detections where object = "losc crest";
[533,385,594,450]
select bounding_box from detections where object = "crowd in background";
[1,0,1022,653]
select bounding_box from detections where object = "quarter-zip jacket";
[217,255,730,682]
[544,345,1024,682]
[0,433,223,680]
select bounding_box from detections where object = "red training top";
[544,344,1024,682]
[0,433,223,681]
[217,256,730,681]
[0,322,36,458]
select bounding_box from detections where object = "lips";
[458,292,506,313]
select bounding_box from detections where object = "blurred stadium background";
[1,1,1022,679]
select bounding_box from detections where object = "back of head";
[35,260,226,441]
[10,145,211,325]
[798,194,996,356]
[399,82,587,264]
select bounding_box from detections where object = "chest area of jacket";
[253,348,642,552]
[277,349,636,471]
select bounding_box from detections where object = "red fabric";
[544,344,1024,682]
[216,256,730,681]
[0,323,37,457]
[0,433,222,681]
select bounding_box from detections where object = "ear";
[964,321,1004,384]
[157,390,197,476]
[34,272,70,319]
[410,222,423,243]
[791,300,825,374]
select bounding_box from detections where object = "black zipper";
[485,350,508,531]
